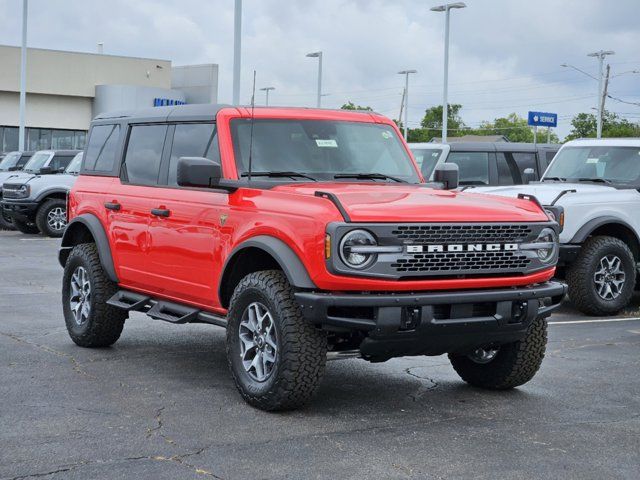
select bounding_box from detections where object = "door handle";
[151,208,171,218]
[104,201,121,211]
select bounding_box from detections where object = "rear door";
[145,122,226,307]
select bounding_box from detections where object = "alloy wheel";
[47,207,67,232]
[69,266,91,326]
[594,254,626,300]
[238,302,278,382]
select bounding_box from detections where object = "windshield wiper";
[241,171,317,181]
[576,177,612,184]
[334,172,408,183]
[542,176,566,182]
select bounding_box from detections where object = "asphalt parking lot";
[1,230,639,480]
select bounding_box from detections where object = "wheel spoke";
[237,301,278,382]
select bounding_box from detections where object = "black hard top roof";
[449,142,560,152]
[94,104,232,123]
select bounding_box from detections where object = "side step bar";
[107,290,227,328]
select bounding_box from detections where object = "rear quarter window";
[84,124,121,173]
[447,152,490,186]
[122,124,168,186]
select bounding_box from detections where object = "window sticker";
[586,158,599,164]
[381,131,392,139]
[316,139,338,148]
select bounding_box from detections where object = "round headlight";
[535,227,558,263]
[339,229,377,269]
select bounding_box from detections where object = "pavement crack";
[145,405,176,446]
[7,461,87,479]
[404,366,439,401]
[0,331,94,379]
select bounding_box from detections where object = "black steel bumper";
[295,281,567,360]
[1,200,38,222]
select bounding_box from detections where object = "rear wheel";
[36,198,67,237]
[226,270,327,411]
[12,218,39,234]
[62,243,126,347]
[449,315,547,390]
[567,236,636,316]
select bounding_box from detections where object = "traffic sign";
[528,111,557,128]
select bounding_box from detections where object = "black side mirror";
[522,168,536,184]
[177,157,222,188]
[39,166,53,175]
[434,163,459,190]
[8,166,20,171]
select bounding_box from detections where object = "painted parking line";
[549,317,640,325]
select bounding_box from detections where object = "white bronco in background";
[473,138,640,316]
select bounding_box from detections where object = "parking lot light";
[306,51,323,108]
[398,70,417,140]
[260,86,275,106]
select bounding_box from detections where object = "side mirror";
[434,163,459,190]
[39,166,53,175]
[177,157,222,188]
[522,167,536,184]
[8,166,20,171]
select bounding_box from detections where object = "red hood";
[271,183,548,223]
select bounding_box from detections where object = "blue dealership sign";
[153,98,186,107]
[528,111,557,128]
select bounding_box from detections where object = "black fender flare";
[34,188,69,203]
[58,213,118,282]
[570,216,640,245]
[219,235,316,302]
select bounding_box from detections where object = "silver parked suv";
[1,151,82,236]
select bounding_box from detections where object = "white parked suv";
[472,138,640,316]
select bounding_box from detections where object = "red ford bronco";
[59,105,566,411]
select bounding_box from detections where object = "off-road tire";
[567,236,635,316]
[12,218,39,234]
[0,208,15,231]
[62,243,126,347]
[226,270,327,411]
[449,316,547,389]
[36,198,67,237]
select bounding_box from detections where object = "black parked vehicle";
[409,142,560,186]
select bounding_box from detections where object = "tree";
[565,111,640,141]
[341,101,373,111]
[469,113,559,143]
[406,104,465,142]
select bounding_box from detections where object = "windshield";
[410,148,445,178]
[0,152,21,171]
[230,119,420,183]
[544,146,640,184]
[65,152,83,174]
[22,152,52,173]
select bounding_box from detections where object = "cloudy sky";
[1,0,639,138]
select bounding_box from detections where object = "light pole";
[306,51,323,108]
[587,50,615,139]
[260,87,275,106]
[398,70,417,140]
[232,0,242,105]
[431,2,466,143]
[19,0,28,151]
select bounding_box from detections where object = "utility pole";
[232,0,242,105]
[600,64,611,133]
[587,50,615,139]
[19,0,28,151]
[397,70,417,141]
[398,87,406,133]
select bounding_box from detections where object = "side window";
[496,153,520,185]
[123,125,168,186]
[17,155,31,167]
[512,152,539,181]
[545,151,557,166]
[447,152,489,185]
[84,124,120,172]
[168,123,220,186]
[50,155,74,171]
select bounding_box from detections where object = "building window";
[52,130,75,150]
[1,127,19,152]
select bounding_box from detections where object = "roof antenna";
[247,70,257,182]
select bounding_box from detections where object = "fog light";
[511,301,528,323]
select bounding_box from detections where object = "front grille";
[392,224,532,244]
[391,250,530,273]
[2,184,21,199]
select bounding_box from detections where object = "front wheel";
[12,218,39,234]
[449,315,547,390]
[567,236,636,316]
[226,270,327,411]
[36,198,67,237]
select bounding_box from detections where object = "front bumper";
[1,200,38,222]
[295,281,567,360]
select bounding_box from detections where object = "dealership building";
[0,45,218,153]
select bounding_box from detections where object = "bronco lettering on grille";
[406,244,519,253]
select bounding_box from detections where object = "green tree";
[341,101,373,111]
[469,113,559,143]
[565,111,640,141]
